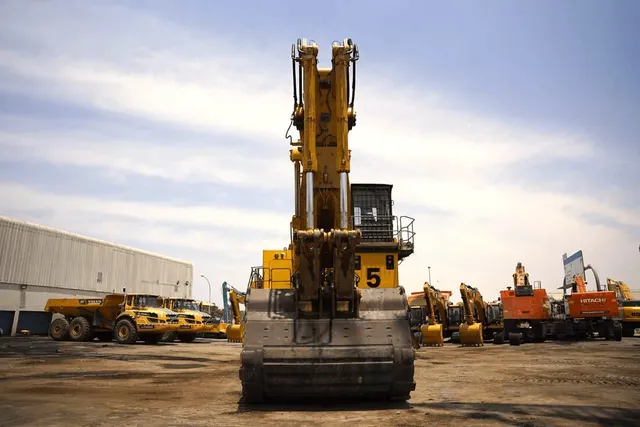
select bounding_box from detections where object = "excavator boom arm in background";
[607,278,635,301]
[420,282,447,346]
[225,285,246,343]
[458,283,485,346]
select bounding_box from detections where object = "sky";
[0,0,639,307]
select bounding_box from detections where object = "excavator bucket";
[420,323,444,346]
[226,324,244,343]
[239,287,416,403]
[459,322,484,346]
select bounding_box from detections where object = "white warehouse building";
[0,216,193,336]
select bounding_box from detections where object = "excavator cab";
[486,302,503,325]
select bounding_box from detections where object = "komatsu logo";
[581,298,606,304]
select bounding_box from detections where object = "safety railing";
[247,266,293,289]
[351,214,415,255]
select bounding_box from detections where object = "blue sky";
[1,0,639,305]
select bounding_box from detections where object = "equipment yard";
[1,337,639,427]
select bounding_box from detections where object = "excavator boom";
[458,283,485,346]
[226,286,246,342]
[239,38,416,404]
[420,282,446,346]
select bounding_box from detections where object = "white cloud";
[0,127,291,189]
[0,182,291,235]
[0,1,638,306]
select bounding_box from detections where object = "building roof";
[0,215,192,266]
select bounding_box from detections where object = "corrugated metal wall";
[0,216,193,298]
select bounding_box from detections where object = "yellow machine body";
[607,278,640,337]
[458,283,486,346]
[239,38,417,403]
[225,285,246,343]
[420,282,448,347]
[45,293,180,344]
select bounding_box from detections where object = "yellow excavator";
[226,285,246,343]
[458,283,486,346]
[420,282,450,346]
[607,278,640,337]
[239,38,417,403]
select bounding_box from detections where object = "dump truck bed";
[45,295,125,321]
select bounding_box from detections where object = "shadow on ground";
[414,401,639,426]
[236,400,639,426]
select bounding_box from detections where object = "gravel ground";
[1,336,639,427]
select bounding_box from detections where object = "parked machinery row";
[411,253,638,347]
[501,258,633,345]
[411,282,502,347]
[45,292,229,344]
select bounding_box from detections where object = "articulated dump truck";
[239,38,417,404]
[45,293,180,344]
[161,297,216,343]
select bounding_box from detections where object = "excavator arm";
[229,289,246,324]
[458,283,485,346]
[420,282,447,346]
[239,38,417,404]
[290,38,362,309]
[607,278,635,300]
[226,285,246,342]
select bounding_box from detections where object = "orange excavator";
[501,253,623,345]
[500,262,552,344]
[552,251,622,342]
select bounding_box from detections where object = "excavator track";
[239,287,416,403]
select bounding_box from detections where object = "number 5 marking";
[366,267,381,288]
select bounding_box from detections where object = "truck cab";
[162,297,211,342]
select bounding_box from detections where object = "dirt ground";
[0,337,639,427]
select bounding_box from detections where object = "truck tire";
[69,317,91,342]
[50,318,70,341]
[509,332,523,346]
[142,334,162,344]
[493,331,505,345]
[622,325,636,338]
[115,319,138,344]
[178,333,197,343]
[614,326,623,341]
